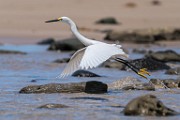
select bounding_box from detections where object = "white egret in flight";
[45,17,150,78]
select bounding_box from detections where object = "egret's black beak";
[45,19,59,23]
[45,18,62,23]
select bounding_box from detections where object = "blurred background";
[0,0,180,44]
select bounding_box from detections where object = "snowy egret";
[45,17,150,78]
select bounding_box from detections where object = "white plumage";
[46,17,128,78]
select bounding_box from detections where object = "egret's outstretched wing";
[59,47,86,78]
[80,43,128,69]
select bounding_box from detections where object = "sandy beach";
[0,0,180,44]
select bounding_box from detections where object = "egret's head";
[45,17,71,24]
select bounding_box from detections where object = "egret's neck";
[68,20,93,46]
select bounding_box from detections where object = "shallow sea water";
[0,44,179,120]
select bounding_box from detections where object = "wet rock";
[122,83,155,91]
[101,60,124,69]
[37,38,55,45]
[72,70,101,77]
[165,67,180,75]
[108,77,155,91]
[19,81,107,94]
[146,50,180,62]
[96,17,119,25]
[48,37,85,51]
[108,77,141,90]
[150,78,180,89]
[132,48,148,54]
[85,81,107,94]
[123,94,178,116]
[0,50,26,54]
[126,57,170,71]
[53,58,70,63]
[38,103,69,109]
[104,28,180,43]
[103,57,170,71]
[30,80,37,82]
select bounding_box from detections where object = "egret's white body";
[46,17,128,78]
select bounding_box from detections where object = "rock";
[72,70,101,77]
[70,97,108,101]
[125,2,137,8]
[30,80,37,82]
[123,94,178,116]
[103,57,170,71]
[96,17,119,25]
[48,37,85,51]
[104,28,180,43]
[53,58,70,63]
[108,77,155,91]
[37,38,55,45]
[104,30,155,43]
[19,81,107,94]
[151,0,161,6]
[101,60,124,69]
[122,83,155,91]
[85,81,107,94]
[150,78,180,89]
[126,57,170,71]
[0,50,26,54]
[146,50,180,62]
[38,103,69,109]
[108,77,141,90]
[165,67,180,75]
[132,48,148,54]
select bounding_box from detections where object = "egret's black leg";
[115,58,139,74]
[115,57,150,79]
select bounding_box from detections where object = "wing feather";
[59,47,86,78]
[59,43,128,78]
[80,43,127,69]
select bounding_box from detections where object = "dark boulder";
[19,81,107,94]
[165,67,180,75]
[146,50,180,62]
[37,38,55,45]
[72,70,101,77]
[123,94,178,116]
[85,81,107,94]
[96,17,119,25]
[38,103,69,109]
[48,37,85,51]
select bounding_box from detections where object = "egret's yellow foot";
[139,68,150,76]
[137,72,148,79]
[137,68,150,79]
